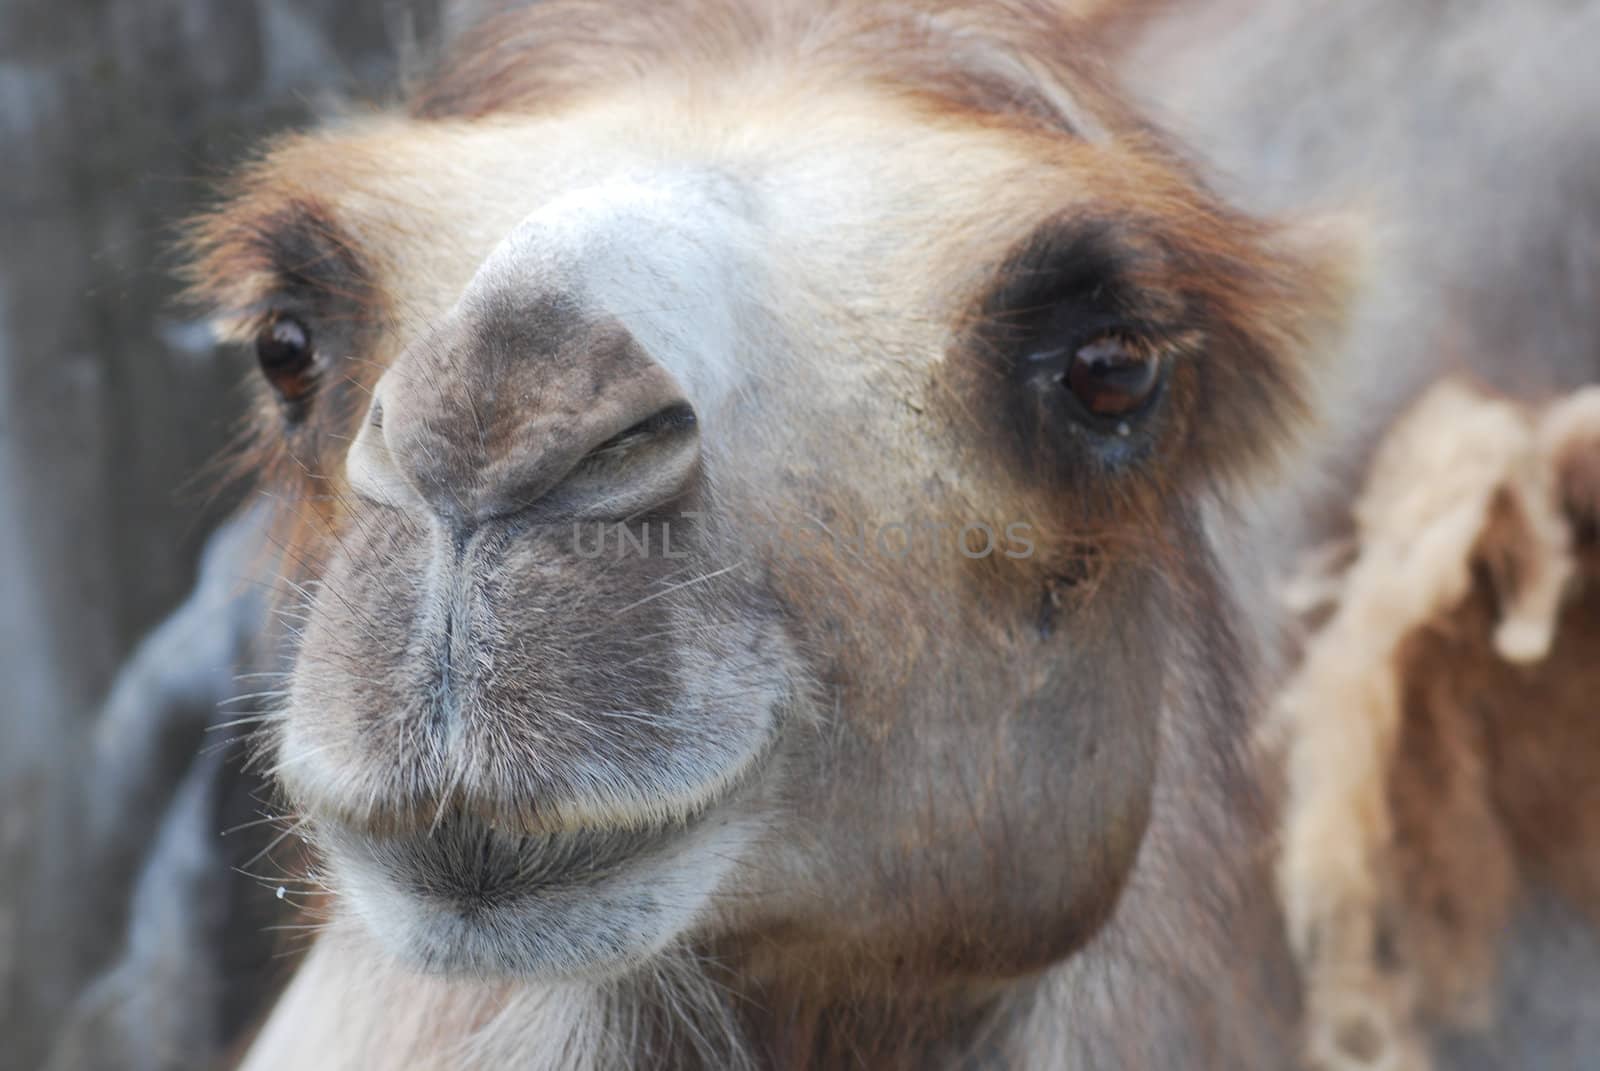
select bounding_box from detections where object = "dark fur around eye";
[968,218,1174,477]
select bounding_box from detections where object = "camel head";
[186,0,1351,995]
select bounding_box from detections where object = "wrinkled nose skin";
[347,294,700,530]
[347,174,752,531]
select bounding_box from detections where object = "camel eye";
[255,315,317,403]
[1063,334,1161,419]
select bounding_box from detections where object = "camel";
[142,1,1600,1067]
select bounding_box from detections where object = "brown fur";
[164,2,1600,1068]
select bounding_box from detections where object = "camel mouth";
[297,722,779,978]
[323,772,763,979]
[276,685,787,845]
[272,470,800,977]
[274,507,798,840]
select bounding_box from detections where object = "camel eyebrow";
[185,196,376,325]
[975,217,1152,341]
[244,201,372,306]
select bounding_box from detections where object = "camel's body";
[83,2,1600,1068]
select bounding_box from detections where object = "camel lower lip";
[325,792,757,979]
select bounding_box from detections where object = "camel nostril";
[586,403,698,461]
[351,307,700,527]
[512,399,700,524]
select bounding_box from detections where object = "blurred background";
[0,3,460,1064]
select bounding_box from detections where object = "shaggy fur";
[1275,381,1600,1070]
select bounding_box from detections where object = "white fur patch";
[467,171,758,414]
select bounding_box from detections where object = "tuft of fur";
[1273,379,1600,1070]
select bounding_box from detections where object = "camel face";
[188,2,1348,985]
